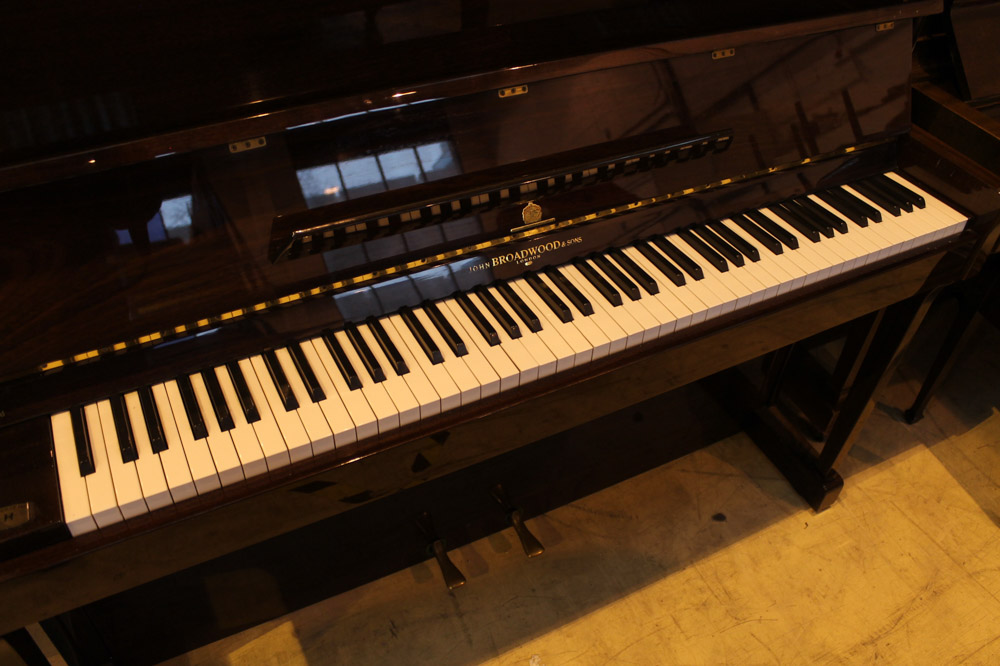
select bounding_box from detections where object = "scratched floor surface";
[165,308,1000,666]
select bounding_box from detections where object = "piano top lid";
[0,0,941,191]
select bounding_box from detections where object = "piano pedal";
[491,484,544,558]
[416,512,466,591]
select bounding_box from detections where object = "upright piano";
[2,0,1000,661]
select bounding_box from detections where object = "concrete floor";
[158,302,1000,666]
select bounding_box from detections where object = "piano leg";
[712,290,937,512]
[905,258,1000,423]
[819,290,938,473]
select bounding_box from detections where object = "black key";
[399,308,444,365]
[592,255,641,300]
[200,369,235,431]
[863,177,913,213]
[176,374,209,438]
[423,301,467,357]
[768,205,821,242]
[138,387,168,453]
[70,406,96,476]
[475,287,521,338]
[873,174,925,209]
[496,281,542,332]
[678,229,729,272]
[816,190,869,227]
[708,220,760,261]
[345,323,387,382]
[288,344,327,401]
[109,394,139,463]
[784,200,835,238]
[692,226,745,267]
[636,241,686,286]
[851,181,901,216]
[225,362,260,424]
[796,197,848,234]
[837,185,884,221]
[575,259,623,304]
[730,214,781,254]
[652,236,704,280]
[367,318,408,375]
[262,350,299,411]
[457,293,500,345]
[526,272,573,323]
[609,248,659,294]
[109,395,141,464]
[546,267,594,315]
[323,330,365,387]
[747,209,800,249]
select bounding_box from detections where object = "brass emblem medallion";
[522,201,542,224]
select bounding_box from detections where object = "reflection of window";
[136,194,193,245]
[161,195,194,241]
[296,140,458,209]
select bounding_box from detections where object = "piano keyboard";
[50,172,968,536]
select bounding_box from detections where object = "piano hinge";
[0,503,32,531]
[229,136,267,153]
[498,85,528,98]
[712,48,735,60]
[876,21,894,32]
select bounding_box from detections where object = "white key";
[468,292,545,380]
[236,359,292,470]
[424,302,502,398]
[122,392,172,511]
[334,329,402,431]
[535,272,612,359]
[370,318,442,418]
[82,403,124,527]
[149,384,198,501]
[886,172,968,236]
[442,298,521,391]
[561,264,644,348]
[758,211,839,281]
[594,256,673,339]
[306,337,379,444]
[511,278,593,366]
[488,285,573,376]
[712,223,788,299]
[275,347,335,454]
[356,324,421,426]
[189,374,244,486]
[163,380,221,493]
[680,232,759,309]
[842,186,916,254]
[483,285,560,378]
[95,400,148,519]
[633,242,713,325]
[248,356,313,463]
[50,411,97,536]
[385,315,461,413]
[659,236,736,317]
[213,367,268,479]
[290,341,359,446]
[620,246,696,330]
[803,199,884,267]
[409,308,483,404]
[505,280,582,371]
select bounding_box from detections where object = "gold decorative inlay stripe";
[35,140,889,375]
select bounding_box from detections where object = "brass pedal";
[491,484,544,558]
[416,512,466,590]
